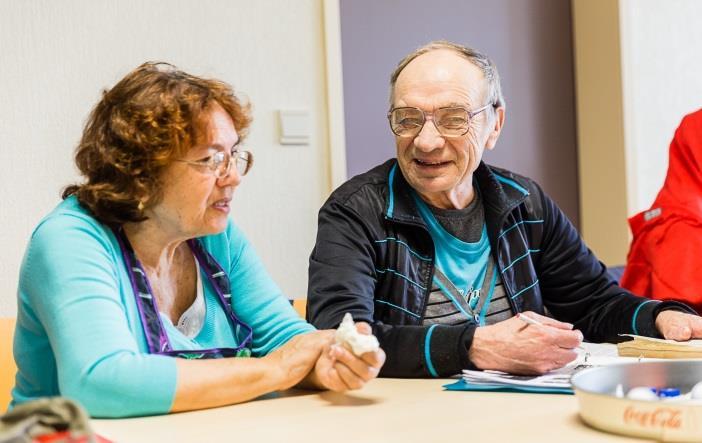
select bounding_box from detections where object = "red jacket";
[621,109,702,313]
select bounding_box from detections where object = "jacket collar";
[384,160,530,234]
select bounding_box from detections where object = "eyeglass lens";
[214,151,252,178]
[389,107,471,137]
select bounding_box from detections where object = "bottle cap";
[655,387,681,397]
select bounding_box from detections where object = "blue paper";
[443,379,574,395]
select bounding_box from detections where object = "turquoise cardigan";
[11,196,314,417]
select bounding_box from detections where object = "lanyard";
[114,228,253,359]
[432,257,496,324]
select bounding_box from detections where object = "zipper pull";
[468,289,481,310]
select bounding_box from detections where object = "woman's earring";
[138,200,145,211]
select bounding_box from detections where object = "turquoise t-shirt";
[412,193,496,325]
[11,196,314,417]
[412,193,493,314]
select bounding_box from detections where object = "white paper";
[461,342,642,389]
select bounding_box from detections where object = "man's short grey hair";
[389,40,505,109]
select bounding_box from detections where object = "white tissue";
[335,313,380,356]
[691,382,702,400]
[627,387,659,401]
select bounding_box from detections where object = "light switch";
[278,110,310,145]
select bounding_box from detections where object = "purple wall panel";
[339,0,580,227]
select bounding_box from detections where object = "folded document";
[617,334,702,359]
[448,370,575,394]
[444,342,638,394]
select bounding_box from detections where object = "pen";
[517,313,590,363]
[516,313,547,327]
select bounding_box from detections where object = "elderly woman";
[11,62,385,418]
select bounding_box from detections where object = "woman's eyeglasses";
[177,149,254,178]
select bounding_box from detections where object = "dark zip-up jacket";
[307,159,693,377]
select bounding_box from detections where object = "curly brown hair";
[62,62,252,226]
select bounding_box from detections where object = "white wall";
[573,0,702,265]
[0,0,329,317]
[620,0,702,214]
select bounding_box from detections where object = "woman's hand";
[172,328,376,412]
[266,323,385,393]
[264,330,332,390]
[310,322,386,391]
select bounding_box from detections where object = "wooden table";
[92,378,652,442]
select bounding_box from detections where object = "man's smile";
[413,158,452,168]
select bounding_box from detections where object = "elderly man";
[307,41,702,377]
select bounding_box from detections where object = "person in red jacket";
[621,109,702,314]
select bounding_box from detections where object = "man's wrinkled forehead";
[392,49,488,106]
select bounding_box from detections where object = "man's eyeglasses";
[176,149,254,179]
[387,104,492,138]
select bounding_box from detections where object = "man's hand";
[655,310,702,341]
[468,311,583,375]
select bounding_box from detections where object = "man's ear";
[485,106,505,151]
